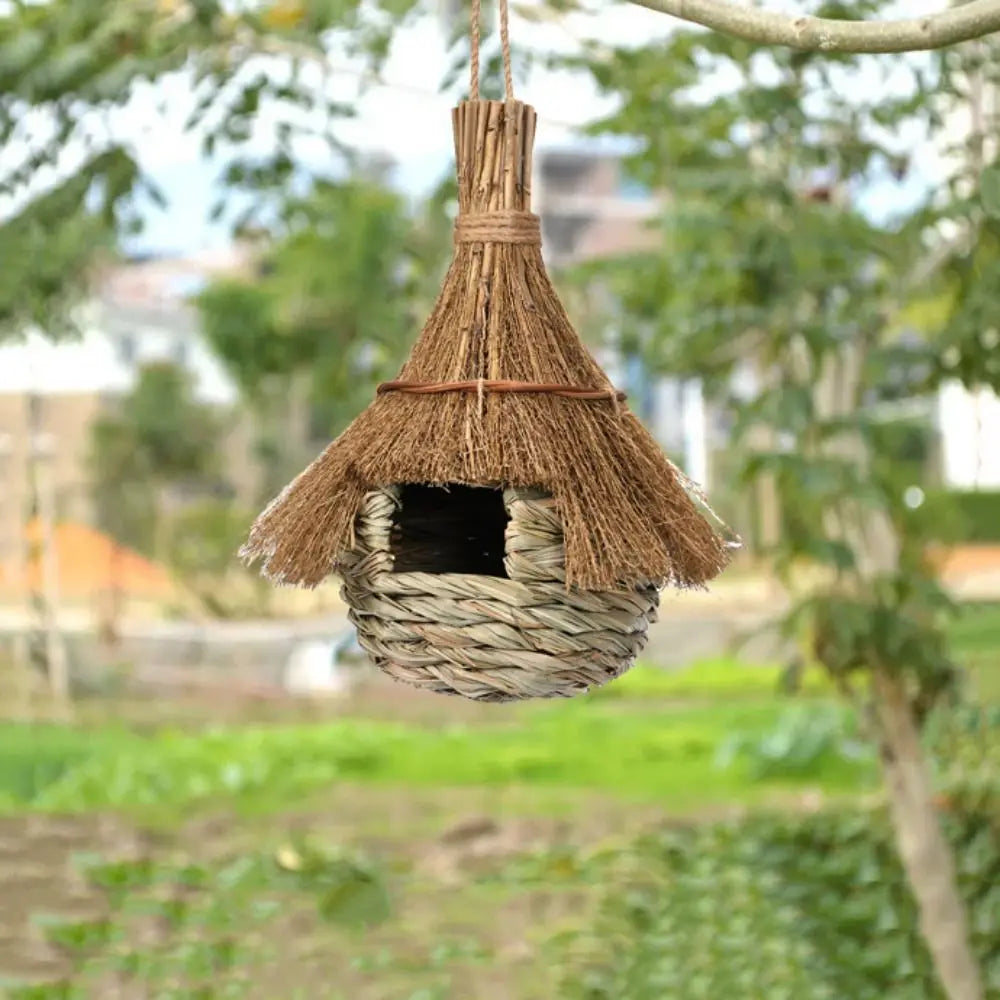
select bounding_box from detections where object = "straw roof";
[242,100,731,593]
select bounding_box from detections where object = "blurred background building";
[0,250,258,566]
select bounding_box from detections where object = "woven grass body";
[342,486,660,701]
[242,98,732,701]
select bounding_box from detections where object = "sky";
[49,0,955,255]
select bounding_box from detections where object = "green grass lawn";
[1,690,869,823]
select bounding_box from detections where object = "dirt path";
[0,791,638,995]
[0,815,147,987]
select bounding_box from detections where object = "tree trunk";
[875,670,984,1000]
[34,446,71,716]
[815,341,982,999]
[0,437,34,716]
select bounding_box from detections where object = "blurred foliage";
[590,656,832,701]
[938,490,1000,544]
[4,735,998,998]
[5,697,869,820]
[0,724,127,810]
[558,794,1000,1000]
[274,839,392,928]
[569,19,1000,991]
[90,362,227,556]
[9,783,1000,998]
[6,634,993,817]
[9,842,391,998]
[930,40,1000,395]
[0,653,994,996]
[0,0,421,210]
[166,501,252,581]
[163,499,268,617]
[0,0,436,351]
[569,5,1000,714]
[198,172,454,498]
[717,704,872,781]
[930,705,1000,832]
[0,165,116,339]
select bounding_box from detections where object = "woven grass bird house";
[241,0,734,702]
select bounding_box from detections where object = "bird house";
[241,51,733,700]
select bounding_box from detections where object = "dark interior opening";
[390,484,509,577]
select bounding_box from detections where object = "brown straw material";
[377,379,626,402]
[240,98,733,592]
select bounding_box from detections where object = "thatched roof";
[241,100,732,592]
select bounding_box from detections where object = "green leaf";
[982,165,1000,219]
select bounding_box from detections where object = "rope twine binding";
[238,0,736,702]
[453,210,540,244]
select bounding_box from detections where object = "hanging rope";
[470,0,514,101]
[498,0,514,99]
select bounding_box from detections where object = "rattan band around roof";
[377,378,627,403]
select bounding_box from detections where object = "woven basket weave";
[339,486,660,702]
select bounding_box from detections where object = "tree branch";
[628,0,1000,53]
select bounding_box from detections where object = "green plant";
[163,500,265,617]
[30,701,872,820]
[8,840,395,999]
[557,802,1000,1000]
[716,705,872,781]
[273,839,392,928]
[90,363,228,558]
[948,492,1000,544]
[592,658,832,702]
[0,724,130,806]
[197,175,454,501]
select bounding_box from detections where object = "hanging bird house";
[240,4,734,701]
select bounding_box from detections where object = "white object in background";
[284,640,350,697]
[0,327,131,396]
[282,630,366,697]
[938,380,1000,490]
[681,378,709,491]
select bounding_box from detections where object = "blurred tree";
[574,13,999,1000]
[0,0,429,302]
[2,0,998,309]
[90,362,226,558]
[197,171,454,500]
[930,42,1000,396]
[164,498,261,617]
[0,167,116,340]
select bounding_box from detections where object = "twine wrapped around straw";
[239,0,734,700]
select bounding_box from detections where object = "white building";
[938,381,1000,490]
[0,302,237,407]
[0,252,254,562]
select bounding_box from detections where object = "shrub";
[934,491,1000,544]
[715,705,872,781]
[557,799,1000,999]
